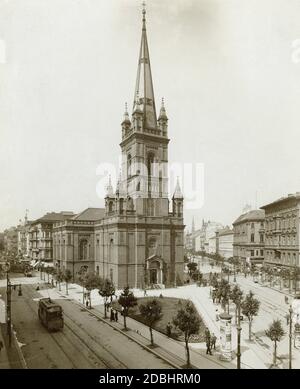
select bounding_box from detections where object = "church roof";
[33,212,75,224]
[133,7,157,129]
[72,208,105,221]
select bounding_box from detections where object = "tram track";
[14,284,177,369]
[14,284,77,369]
[61,309,128,369]
[22,284,127,369]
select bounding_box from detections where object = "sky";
[0,0,300,232]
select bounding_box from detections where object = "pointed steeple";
[192,217,195,233]
[122,103,131,125]
[105,175,114,198]
[158,98,168,121]
[116,170,125,197]
[133,3,157,130]
[173,177,183,199]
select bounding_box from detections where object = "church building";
[53,7,185,289]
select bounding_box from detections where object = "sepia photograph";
[0,0,300,379]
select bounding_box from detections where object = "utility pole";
[6,280,12,347]
[289,305,293,369]
[237,301,242,369]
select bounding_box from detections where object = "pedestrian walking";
[205,328,212,355]
[110,309,114,322]
[215,309,219,322]
[115,311,118,322]
[211,334,217,350]
[0,340,3,352]
[36,283,40,291]
[144,289,148,297]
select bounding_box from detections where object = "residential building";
[195,220,223,253]
[3,227,18,256]
[216,227,234,259]
[260,193,300,269]
[29,212,75,263]
[0,233,4,252]
[17,214,32,260]
[233,210,265,266]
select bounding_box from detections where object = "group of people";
[205,328,217,355]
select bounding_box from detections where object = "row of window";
[265,235,297,246]
[250,249,264,257]
[250,233,264,243]
[265,251,297,265]
[265,216,297,231]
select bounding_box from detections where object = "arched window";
[109,201,114,213]
[119,198,124,213]
[177,202,182,217]
[147,153,154,177]
[136,181,141,192]
[79,240,88,260]
[127,154,132,178]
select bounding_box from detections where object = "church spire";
[105,175,114,198]
[133,2,157,130]
[192,217,195,233]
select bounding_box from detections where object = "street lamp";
[4,262,23,347]
[289,305,293,369]
[237,300,242,369]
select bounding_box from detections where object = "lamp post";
[233,262,237,283]
[289,305,293,369]
[4,262,23,348]
[237,301,242,369]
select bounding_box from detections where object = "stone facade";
[261,193,300,269]
[52,9,185,289]
[216,228,234,259]
[29,212,74,262]
[233,210,265,266]
[3,227,18,256]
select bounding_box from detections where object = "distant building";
[0,232,4,251]
[261,193,300,269]
[29,212,75,263]
[233,210,265,266]
[185,232,193,251]
[208,234,217,254]
[216,228,234,259]
[195,220,223,253]
[17,213,32,260]
[3,227,18,256]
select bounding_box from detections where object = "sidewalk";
[38,282,234,369]
[7,275,280,369]
[0,292,24,369]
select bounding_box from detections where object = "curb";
[12,327,28,369]
[73,300,182,370]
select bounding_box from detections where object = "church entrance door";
[150,269,158,284]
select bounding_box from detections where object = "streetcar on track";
[38,298,64,332]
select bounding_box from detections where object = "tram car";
[38,298,64,332]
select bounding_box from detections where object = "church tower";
[120,6,169,217]
[94,5,185,290]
